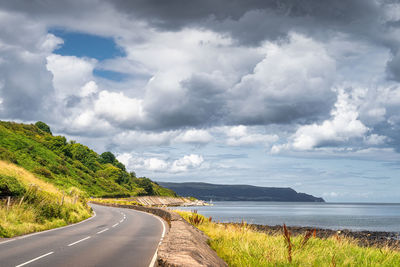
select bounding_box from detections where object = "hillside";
[0,121,176,198]
[158,182,325,202]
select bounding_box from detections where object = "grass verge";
[177,211,400,267]
[0,161,91,238]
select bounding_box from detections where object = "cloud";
[119,153,204,173]
[112,130,177,147]
[229,33,336,125]
[272,85,399,153]
[292,88,368,150]
[223,125,279,146]
[46,54,96,99]
[0,10,55,121]
[94,90,145,127]
[174,129,213,144]
[170,154,204,173]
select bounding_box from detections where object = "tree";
[35,121,52,134]
[99,152,116,164]
[136,177,154,195]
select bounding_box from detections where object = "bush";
[0,147,18,164]
[35,121,52,134]
[98,152,116,164]
[33,166,53,179]
[49,164,69,175]
[0,174,26,197]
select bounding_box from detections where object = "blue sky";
[1,0,400,202]
[51,30,125,60]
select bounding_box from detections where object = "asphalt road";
[0,204,166,267]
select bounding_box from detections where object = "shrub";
[0,174,26,197]
[33,166,53,179]
[0,147,18,164]
[49,164,69,175]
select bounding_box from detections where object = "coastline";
[228,222,400,250]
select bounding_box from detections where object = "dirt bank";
[157,212,227,267]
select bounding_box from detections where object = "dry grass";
[0,161,60,196]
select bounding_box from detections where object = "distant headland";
[158,182,325,202]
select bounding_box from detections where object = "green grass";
[177,211,400,267]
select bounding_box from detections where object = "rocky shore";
[227,223,400,250]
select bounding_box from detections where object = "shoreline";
[226,222,400,249]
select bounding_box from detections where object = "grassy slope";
[177,211,400,267]
[0,161,91,237]
[0,121,176,197]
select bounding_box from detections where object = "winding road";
[0,204,166,267]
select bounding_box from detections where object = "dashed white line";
[15,251,54,267]
[119,219,123,223]
[67,236,91,247]
[112,223,119,228]
[96,228,109,234]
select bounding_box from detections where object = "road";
[0,204,166,267]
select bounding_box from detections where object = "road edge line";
[149,214,167,267]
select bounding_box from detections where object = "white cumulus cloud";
[171,154,204,173]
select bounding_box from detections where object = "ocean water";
[177,201,400,232]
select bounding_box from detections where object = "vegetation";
[0,161,91,237]
[177,211,400,267]
[0,121,176,197]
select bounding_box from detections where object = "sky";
[0,0,400,202]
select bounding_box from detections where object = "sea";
[177,201,400,233]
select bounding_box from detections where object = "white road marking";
[96,228,109,234]
[15,251,54,267]
[0,211,96,246]
[119,219,123,223]
[67,236,91,247]
[112,223,119,228]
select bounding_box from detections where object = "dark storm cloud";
[108,0,400,81]
[0,0,97,16]
[142,73,228,130]
[108,0,384,44]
